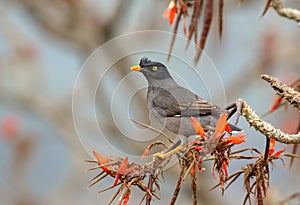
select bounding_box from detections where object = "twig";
[289,117,300,168]
[170,161,185,205]
[263,137,270,165]
[191,166,197,205]
[130,118,173,143]
[261,74,300,110]
[145,177,153,205]
[271,0,300,24]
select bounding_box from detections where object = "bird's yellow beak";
[130,65,141,71]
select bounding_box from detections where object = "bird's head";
[130,57,173,83]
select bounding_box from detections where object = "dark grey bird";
[130,57,241,153]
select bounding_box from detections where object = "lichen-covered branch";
[261,74,300,110]
[271,0,300,23]
[238,98,300,144]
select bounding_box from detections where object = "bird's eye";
[152,66,158,71]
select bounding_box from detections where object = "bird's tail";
[228,123,243,132]
[164,139,182,153]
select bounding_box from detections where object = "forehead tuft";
[139,57,151,67]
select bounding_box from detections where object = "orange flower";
[273,149,286,157]
[225,123,232,133]
[215,112,227,137]
[163,0,177,25]
[222,161,228,178]
[93,151,114,176]
[111,157,128,188]
[123,192,130,205]
[269,138,276,155]
[93,151,108,164]
[269,97,282,113]
[225,134,246,145]
[190,166,195,175]
[269,138,285,157]
[142,149,149,159]
[1,115,20,140]
[93,152,130,188]
[190,116,206,139]
[118,157,128,175]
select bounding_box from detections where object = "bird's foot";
[153,145,184,159]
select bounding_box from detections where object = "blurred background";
[0,0,299,204]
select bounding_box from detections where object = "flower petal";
[93,151,109,165]
[123,192,130,205]
[111,174,119,188]
[269,138,276,155]
[225,123,232,133]
[142,149,149,159]
[225,134,246,145]
[163,1,177,25]
[273,148,286,157]
[118,157,128,175]
[215,112,227,137]
[190,117,206,138]
[190,166,195,175]
[93,151,110,173]
[1,115,20,140]
[270,97,282,113]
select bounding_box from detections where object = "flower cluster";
[87,151,157,205]
[86,110,295,204]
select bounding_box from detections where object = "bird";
[130,57,241,157]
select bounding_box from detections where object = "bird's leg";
[153,135,187,159]
[225,101,243,126]
[153,145,184,159]
[233,100,243,125]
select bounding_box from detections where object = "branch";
[238,98,300,144]
[261,74,300,110]
[271,0,300,24]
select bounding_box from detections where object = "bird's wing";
[152,87,220,117]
